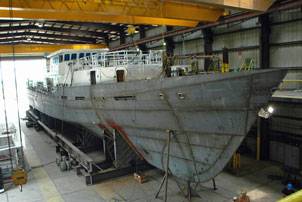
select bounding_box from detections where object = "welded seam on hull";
[245,77,254,135]
[160,89,201,182]
[199,76,256,180]
[186,76,257,181]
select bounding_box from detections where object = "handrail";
[72,50,163,71]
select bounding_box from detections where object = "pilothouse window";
[64,54,70,61]
[71,53,77,60]
[79,53,85,58]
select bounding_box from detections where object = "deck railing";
[73,50,163,71]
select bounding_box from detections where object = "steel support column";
[202,28,213,71]
[259,14,271,69]
[258,117,270,160]
[165,26,175,57]
[104,35,110,47]
[138,26,147,52]
[119,31,126,46]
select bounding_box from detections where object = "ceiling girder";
[0,25,105,38]
[0,32,98,43]
[0,37,84,44]
[0,20,123,33]
[0,44,107,55]
[180,0,276,11]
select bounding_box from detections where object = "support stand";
[212,178,217,190]
[184,181,201,201]
[186,181,192,201]
[155,130,173,202]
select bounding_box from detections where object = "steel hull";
[28,69,286,182]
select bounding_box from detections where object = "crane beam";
[0,0,225,27]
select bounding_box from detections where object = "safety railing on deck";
[73,50,163,71]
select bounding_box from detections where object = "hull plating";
[28,70,286,182]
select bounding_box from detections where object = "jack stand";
[185,181,200,201]
[155,174,167,199]
[186,181,192,201]
[155,130,173,202]
[212,178,217,190]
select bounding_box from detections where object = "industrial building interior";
[0,0,301,202]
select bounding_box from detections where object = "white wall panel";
[109,39,120,49]
[174,39,204,55]
[270,8,302,23]
[213,18,258,34]
[125,33,140,43]
[213,29,259,51]
[271,21,302,43]
[145,26,166,37]
[270,45,302,68]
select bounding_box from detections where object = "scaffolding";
[0,123,22,183]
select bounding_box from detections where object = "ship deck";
[0,120,285,202]
[272,90,302,103]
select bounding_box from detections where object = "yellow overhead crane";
[0,0,225,27]
[0,0,275,55]
[0,0,276,27]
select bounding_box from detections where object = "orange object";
[134,172,146,184]
[12,169,27,186]
[234,192,250,202]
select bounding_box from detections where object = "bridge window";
[64,54,70,61]
[71,53,77,60]
[79,53,85,58]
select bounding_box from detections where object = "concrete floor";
[0,121,286,202]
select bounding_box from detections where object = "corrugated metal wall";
[270,9,302,69]
[109,8,301,71]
